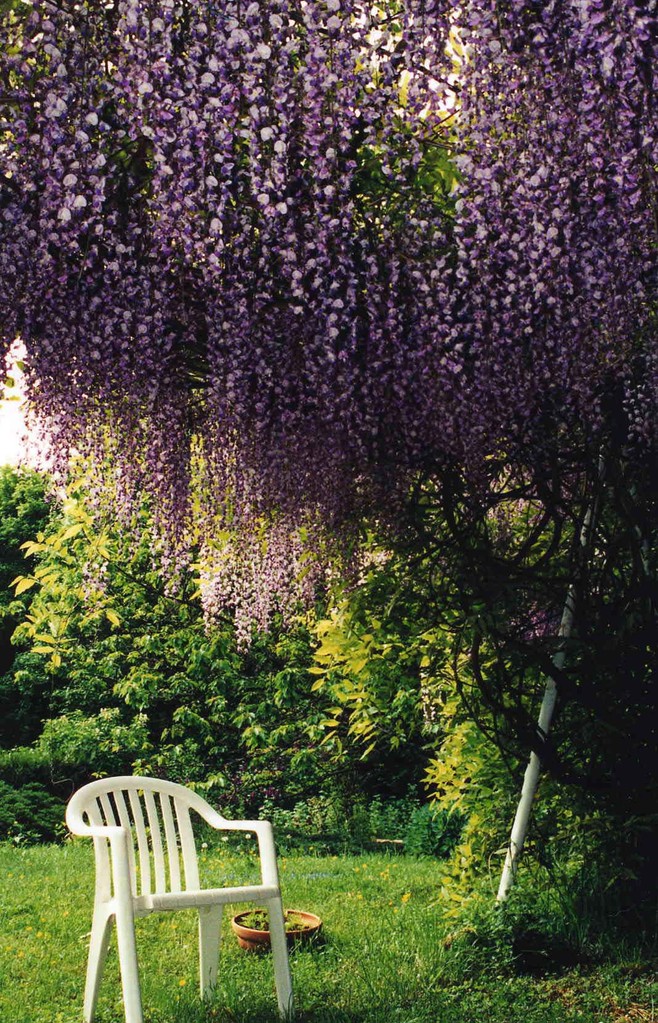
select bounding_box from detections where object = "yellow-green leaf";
[59,522,85,541]
[12,576,37,595]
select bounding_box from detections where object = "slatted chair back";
[78,777,208,900]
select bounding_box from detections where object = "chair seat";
[136,883,280,913]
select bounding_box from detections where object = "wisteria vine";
[1,1,657,631]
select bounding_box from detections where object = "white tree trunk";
[496,471,603,903]
[495,590,573,902]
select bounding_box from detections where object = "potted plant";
[231,908,323,951]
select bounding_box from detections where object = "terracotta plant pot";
[231,909,323,951]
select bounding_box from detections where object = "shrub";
[440,883,592,982]
[0,468,52,743]
[403,804,464,858]
[255,792,463,855]
[0,745,51,788]
[35,709,153,783]
[0,780,65,844]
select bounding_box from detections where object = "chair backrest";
[68,776,221,899]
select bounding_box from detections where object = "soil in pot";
[231,909,323,951]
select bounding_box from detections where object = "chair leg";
[115,901,143,1023]
[198,905,223,999]
[267,898,294,1021]
[83,906,113,1023]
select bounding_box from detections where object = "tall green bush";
[0,467,52,745]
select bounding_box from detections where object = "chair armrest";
[191,799,268,838]
[67,819,125,842]
[65,801,125,841]
[211,819,269,835]
[205,816,281,888]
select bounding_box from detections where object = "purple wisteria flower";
[1,1,657,626]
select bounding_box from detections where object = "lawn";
[1,841,657,1023]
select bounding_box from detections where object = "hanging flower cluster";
[443,0,658,467]
[1,1,658,625]
[1,1,448,510]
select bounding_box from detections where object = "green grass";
[1,841,657,1023]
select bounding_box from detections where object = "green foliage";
[308,492,658,923]
[350,9,460,230]
[35,709,153,782]
[0,650,53,749]
[521,782,658,938]
[438,869,603,983]
[423,711,520,900]
[0,780,64,844]
[2,472,342,814]
[310,549,446,789]
[3,471,435,824]
[395,464,658,819]
[258,794,358,851]
[0,468,51,592]
[255,792,463,857]
[313,600,431,757]
[11,479,124,668]
[365,794,415,839]
[3,462,655,943]
[403,804,464,858]
[0,745,51,787]
[0,0,29,13]
[308,539,517,877]
[0,467,52,743]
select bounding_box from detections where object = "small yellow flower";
[401,892,411,904]
[178,978,187,987]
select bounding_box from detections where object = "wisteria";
[446,1,658,462]
[1,1,658,625]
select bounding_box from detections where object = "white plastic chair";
[66,775,293,1023]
